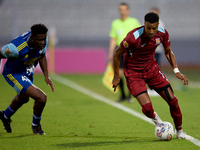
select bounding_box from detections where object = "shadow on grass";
[53,135,160,148]
[0,132,34,138]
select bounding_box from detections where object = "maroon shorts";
[124,63,169,97]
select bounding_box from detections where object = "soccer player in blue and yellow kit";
[0,24,54,135]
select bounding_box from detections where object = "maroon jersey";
[120,26,170,70]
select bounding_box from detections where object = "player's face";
[144,21,159,39]
[31,33,47,50]
[119,5,129,18]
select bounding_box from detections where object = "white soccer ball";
[154,121,175,141]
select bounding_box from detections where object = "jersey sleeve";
[162,29,170,48]
[120,31,135,50]
[1,43,19,58]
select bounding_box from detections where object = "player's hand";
[175,72,188,86]
[45,77,55,92]
[112,76,120,92]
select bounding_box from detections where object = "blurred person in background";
[148,7,165,97]
[0,24,55,135]
[108,2,141,103]
[151,7,165,67]
[112,12,194,140]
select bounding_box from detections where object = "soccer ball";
[154,121,175,141]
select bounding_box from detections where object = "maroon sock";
[168,97,182,130]
[142,102,155,118]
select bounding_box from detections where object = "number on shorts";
[159,71,165,79]
[22,76,29,81]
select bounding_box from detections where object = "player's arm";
[1,43,19,59]
[164,46,188,86]
[108,38,116,61]
[112,46,127,91]
[39,53,55,92]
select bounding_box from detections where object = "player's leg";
[0,93,29,133]
[0,74,31,133]
[147,65,183,131]
[25,84,47,135]
[117,54,126,102]
[136,92,162,125]
[125,74,160,123]
[118,54,133,103]
[156,85,194,140]
[156,85,182,129]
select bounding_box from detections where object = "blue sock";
[4,105,15,118]
[32,114,42,126]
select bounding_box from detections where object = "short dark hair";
[31,24,48,35]
[145,12,159,23]
[120,2,129,9]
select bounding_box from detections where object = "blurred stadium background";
[0,0,200,73]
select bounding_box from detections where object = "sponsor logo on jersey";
[156,38,161,45]
[5,49,11,54]
[141,43,146,47]
[123,41,129,48]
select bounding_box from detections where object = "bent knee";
[168,97,179,109]
[23,97,30,103]
[35,93,47,104]
[40,94,47,104]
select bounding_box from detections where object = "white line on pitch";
[52,74,200,147]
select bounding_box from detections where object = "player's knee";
[142,102,154,118]
[22,97,29,104]
[40,94,47,104]
[17,94,29,104]
[168,97,179,110]
[35,93,47,105]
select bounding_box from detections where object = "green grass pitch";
[0,68,200,149]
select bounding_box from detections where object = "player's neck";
[120,16,128,21]
[28,37,35,49]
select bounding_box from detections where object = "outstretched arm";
[112,46,127,91]
[164,46,188,86]
[39,53,55,92]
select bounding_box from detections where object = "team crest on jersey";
[155,38,161,45]
[5,49,11,54]
[123,41,129,48]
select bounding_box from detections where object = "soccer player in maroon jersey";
[112,12,194,140]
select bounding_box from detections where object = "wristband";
[173,68,180,74]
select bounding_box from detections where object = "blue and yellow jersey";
[1,31,48,76]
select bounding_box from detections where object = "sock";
[142,102,155,118]
[32,114,42,126]
[119,78,126,98]
[168,97,182,130]
[4,105,16,119]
